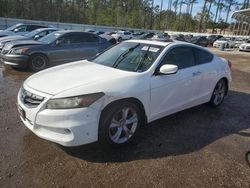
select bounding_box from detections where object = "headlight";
[46,92,105,109]
[10,48,29,55]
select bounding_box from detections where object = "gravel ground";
[0,47,249,188]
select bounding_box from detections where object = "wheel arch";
[219,77,229,95]
[99,97,148,128]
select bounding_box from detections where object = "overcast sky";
[154,0,244,22]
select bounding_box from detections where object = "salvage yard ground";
[0,47,250,187]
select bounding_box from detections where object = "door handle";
[192,71,202,76]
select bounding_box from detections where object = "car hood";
[3,39,41,50]
[0,35,27,44]
[25,60,137,95]
[0,31,15,37]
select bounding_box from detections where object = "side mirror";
[14,28,19,33]
[34,35,40,40]
[158,64,178,75]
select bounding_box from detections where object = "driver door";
[150,46,202,121]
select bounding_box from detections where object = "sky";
[153,0,245,22]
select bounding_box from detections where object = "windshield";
[4,24,21,31]
[92,42,163,72]
[38,32,61,44]
[24,30,40,38]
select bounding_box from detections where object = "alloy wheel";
[31,56,47,70]
[109,107,138,144]
[213,80,226,105]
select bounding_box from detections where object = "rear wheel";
[99,102,142,146]
[209,79,227,107]
[29,54,48,72]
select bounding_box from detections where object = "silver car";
[0,30,113,71]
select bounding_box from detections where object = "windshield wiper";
[136,45,151,72]
[112,43,140,68]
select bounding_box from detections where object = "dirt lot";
[0,48,250,188]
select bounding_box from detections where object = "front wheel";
[99,102,142,146]
[29,54,48,72]
[209,79,227,107]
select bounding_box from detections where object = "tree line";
[0,0,249,32]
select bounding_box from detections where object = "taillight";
[228,60,232,69]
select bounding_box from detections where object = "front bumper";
[17,85,101,146]
[0,53,29,68]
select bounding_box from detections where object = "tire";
[99,101,142,147]
[29,54,48,72]
[209,79,227,107]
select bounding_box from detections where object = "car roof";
[17,23,48,26]
[127,39,171,46]
[127,40,214,53]
[55,30,93,34]
[34,28,59,32]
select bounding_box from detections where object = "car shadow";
[60,90,250,163]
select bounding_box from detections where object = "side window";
[124,32,131,35]
[37,31,47,38]
[16,25,27,32]
[68,34,83,44]
[59,35,72,45]
[194,48,213,65]
[26,25,39,31]
[162,47,195,69]
[58,33,99,45]
[47,30,56,34]
[60,33,83,45]
[84,33,99,42]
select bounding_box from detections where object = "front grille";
[246,46,250,49]
[21,88,45,108]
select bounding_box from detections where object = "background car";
[213,37,236,48]
[0,31,113,71]
[93,31,105,35]
[0,28,59,51]
[140,32,155,39]
[152,32,171,41]
[99,34,117,44]
[131,32,145,39]
[207,35,223,46]
[17,40,231,147]
[184,34,193,42]
[0,23,50,38]
[234,38,247,48]
[239,40,250,52]
[111,31,133,42]
[190,36,208,47]
[170,34,186,42]
[103,31,116,36]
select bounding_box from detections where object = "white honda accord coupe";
[17,40,232,147]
